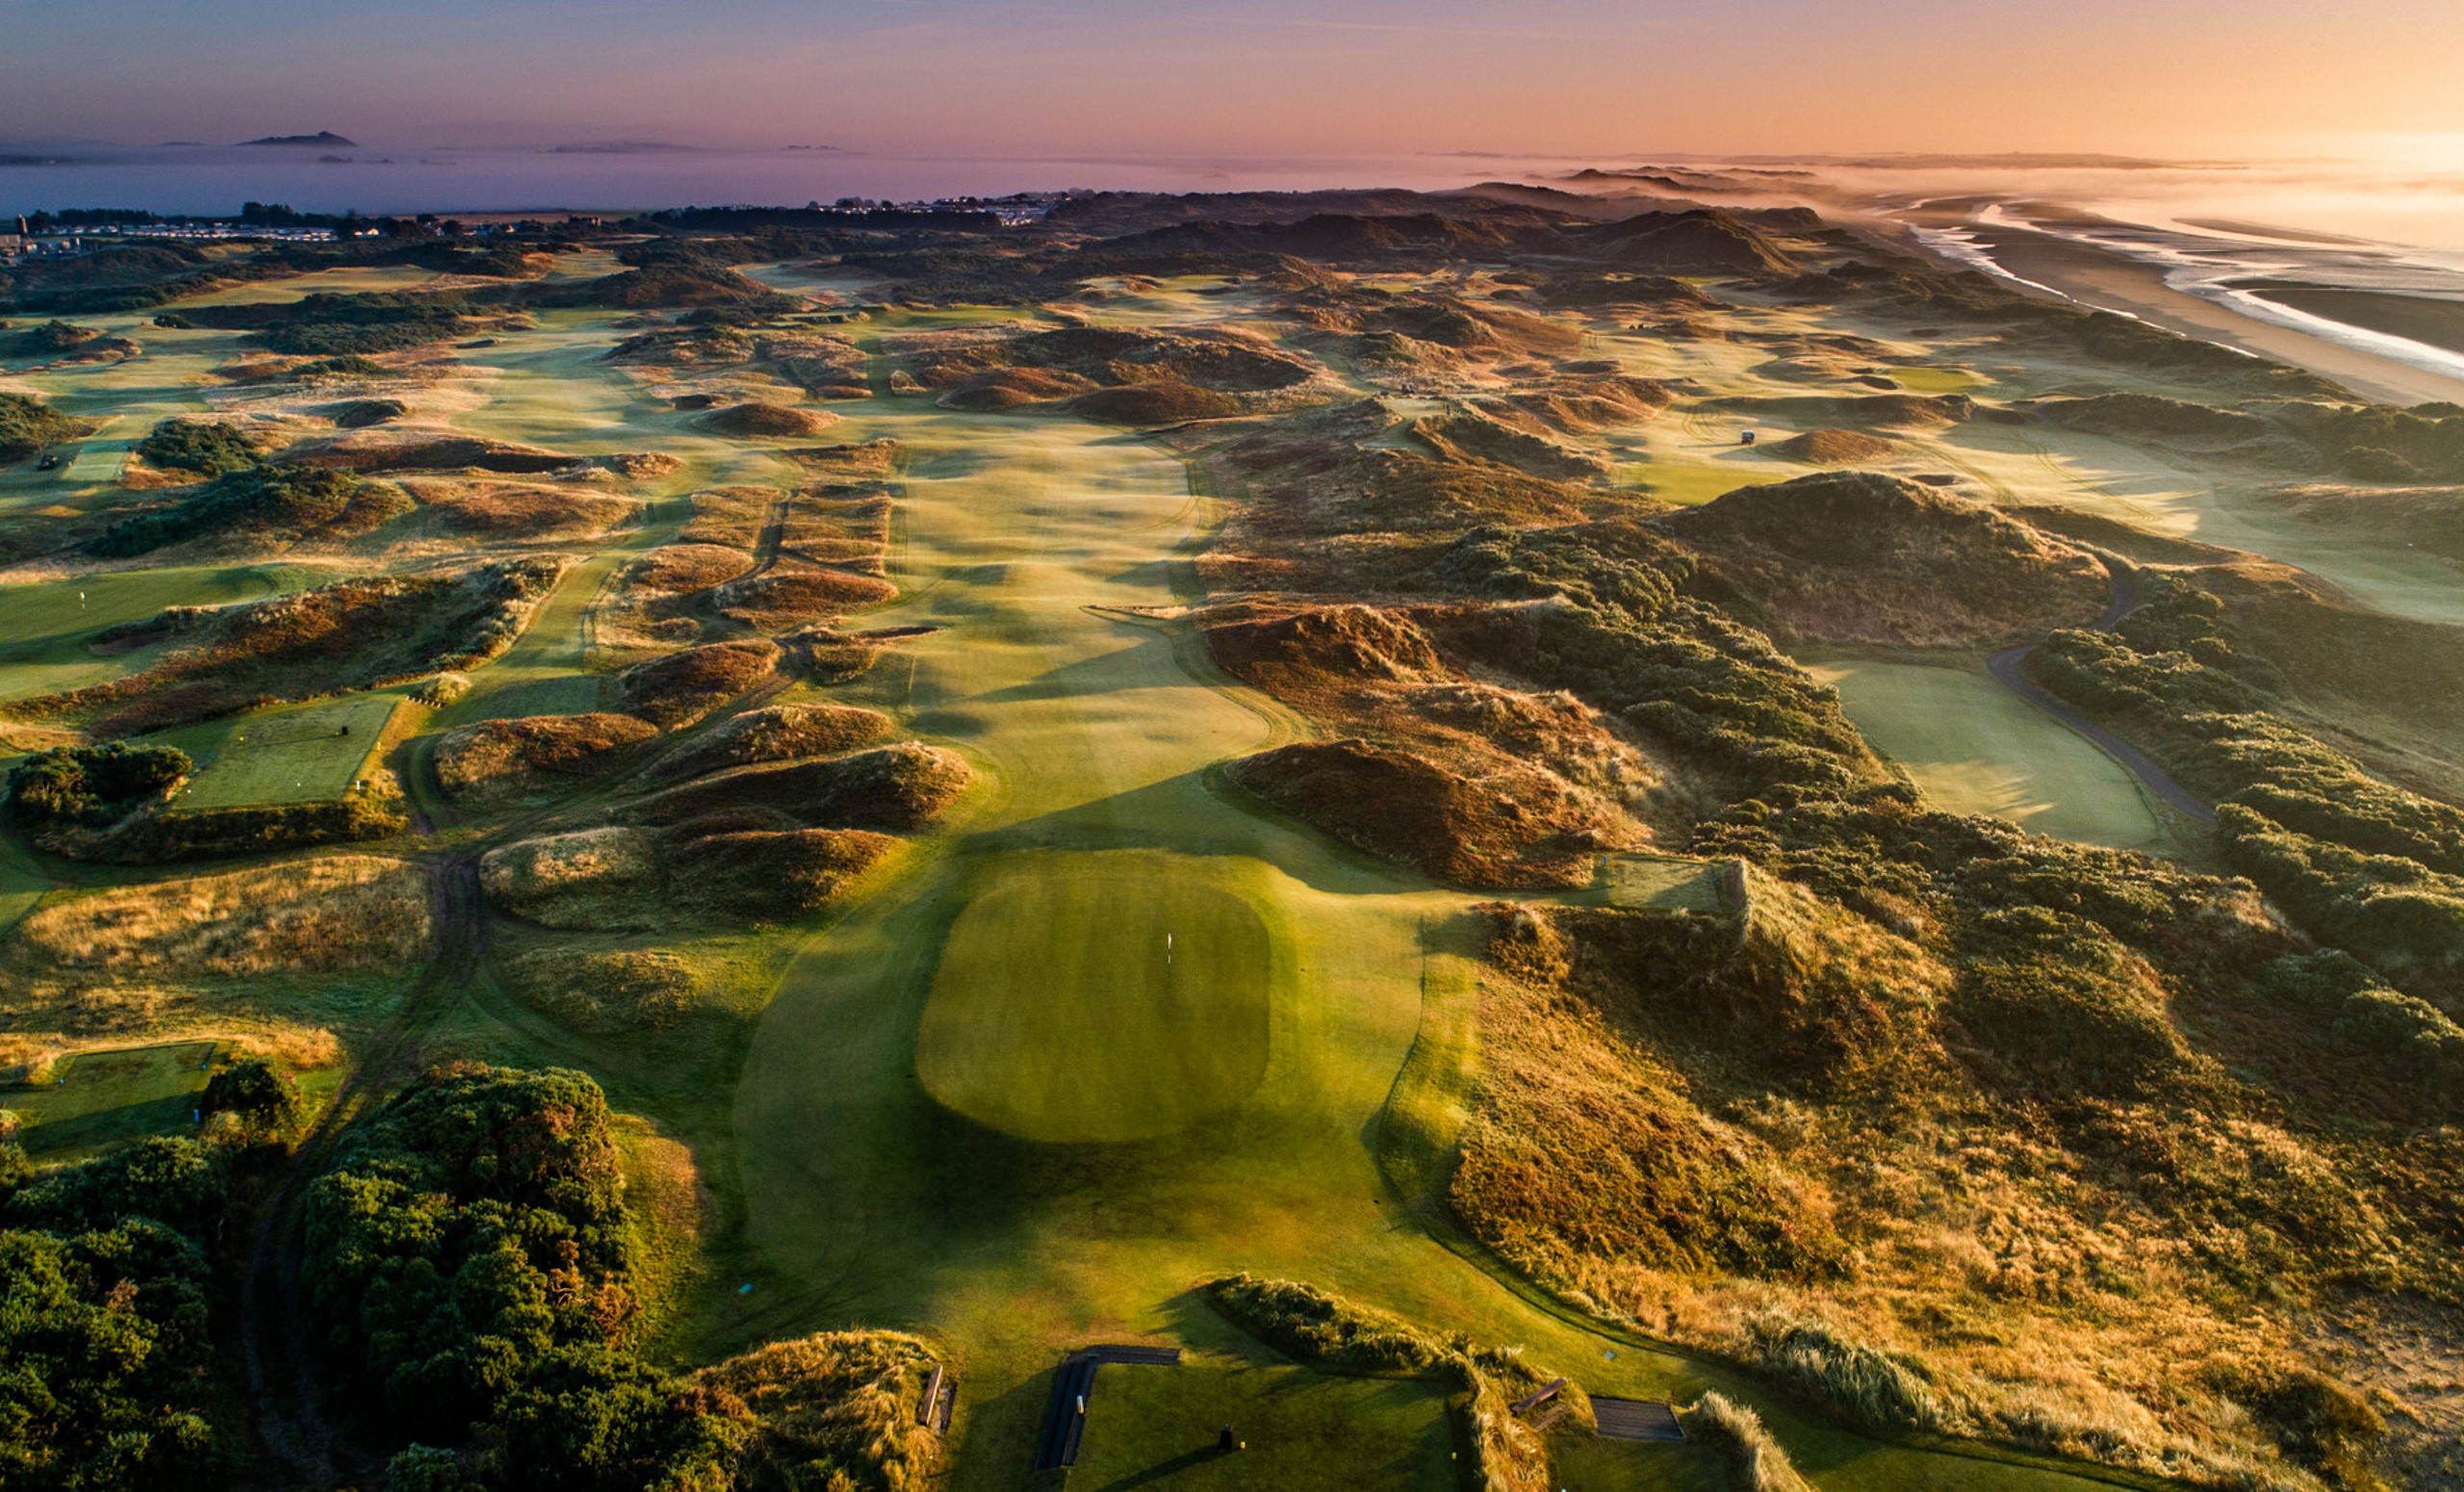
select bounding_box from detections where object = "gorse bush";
[1198,1273,1449,1376]
[136,418,261,476]
[0,1138,239,1491]
[5,742,191,829]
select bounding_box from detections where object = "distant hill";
[239,131,357,147]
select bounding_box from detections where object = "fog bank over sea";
[11,141,2463,396]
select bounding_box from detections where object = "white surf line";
[1970,203,2464,384]
[1904,219,2147,320]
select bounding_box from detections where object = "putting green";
[915,850,1274,1144]
[1806,658,2160,848]
[1069,1360,1453,1492]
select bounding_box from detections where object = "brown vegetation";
[1770,427,1894,464]
[1663,472,2109,646]
[1226,738,1622,887]
[276,428,581,475]
[648,703,893,782]
[631,742,970,834]
[615,639,781,729]
[10,855,431,977]
[432,712,658,805]
[697,401,843,438]
[15,558,568,734]
[405,478,638,539]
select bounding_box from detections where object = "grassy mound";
[1665,471,2108,646]
[667,827,899,921]
[934,366,1097,411]
[2023,392,2270,445]
[328,398,406,428]
[502,948,699,1032]
[1411,410,1606,479]
[615,639,781,728]
[1771,427,1894,463]
[648,703,892,782]
[697,401,843,438]
[0,391,97,463]
[1476,373,1679,435]
[914,850,1271,1142]
[280,429,579,475]
[633,742,969,833]
[10,854,430,978]
[710,565,898,631]
[626,542,758,594]
[687,1331,943,1492]
[24,558,568,734]
[480,822,896,929]
[1225,738,1611,888]
[1681,1392,1815,1492]
[1453,907,1852,1281]
[89,465,402,557]
[1588,209,1797,275]
[1072,380,1246,424]
[1197,1275,1446,1376]
[2255,482,2464,564]
[432,711,658,805]
[406,479,637,540]
[478,826,662,928]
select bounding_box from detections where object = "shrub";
[0,391,96,463]
[1198,1274,1447,1376]
[136,418,261,476]
[5,742,191,830]
[199,1058,307,1141]
[0,1138,239,1490]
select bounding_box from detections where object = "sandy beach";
[1968,225,2464,406]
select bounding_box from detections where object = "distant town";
[0,192,1066,263]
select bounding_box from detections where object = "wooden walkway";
[1591,1397,1686,1443]
[1031,1345,1185,1471]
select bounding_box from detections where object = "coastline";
[1962,224,2464,407]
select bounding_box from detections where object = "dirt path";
[238,855,486,1488]
[1988,564,2216,824]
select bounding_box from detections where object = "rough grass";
[698,401,843,438]
[648,703,892,783]
[432,711,657,805]
[10,855,431,976]
[690,1331,942,1492]
[404,478,639,539]
[616,639,781,729]
[1680,1392,1815,1492]
[632,742,969,834]
[478,827,662,929]
[1226,738,1621,888]
[502,947,699,1032]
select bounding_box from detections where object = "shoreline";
[1960,225,2464,407]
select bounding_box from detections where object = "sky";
[3,0,2462,164]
